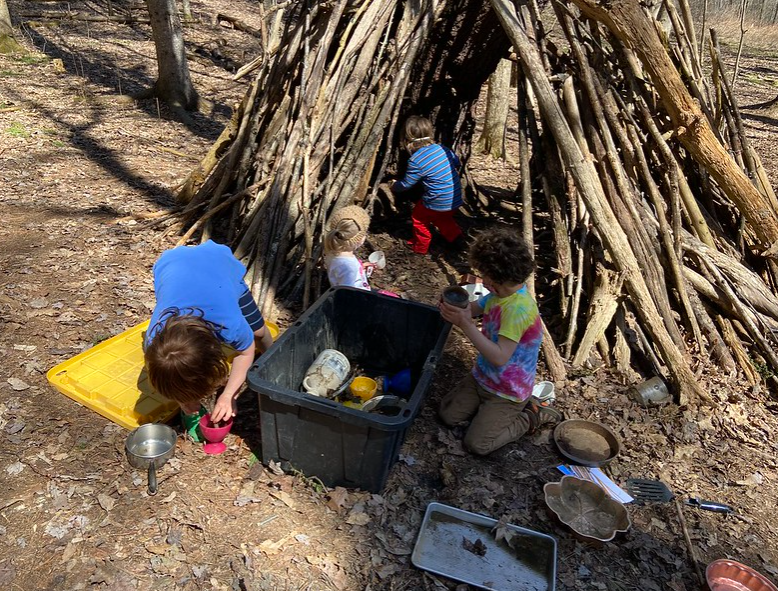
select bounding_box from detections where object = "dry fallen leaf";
[258,534,293,556]
[345,510,370,526]
[97,494,116,512]
[7,378,30,391]
[161,492,177,503]
[462,536,487,556]
[492,515,516,547]
[736,472,764,487]
[5,462,24,476]
[60,542,77,563]
[326,487,350,513]
[144,542,168,555]
[13,345,36,352]
[269,490,295,509]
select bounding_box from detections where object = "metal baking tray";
[412,502,557,591]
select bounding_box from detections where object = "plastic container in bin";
[248,287,451,492]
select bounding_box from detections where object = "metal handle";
[697,500,733,513]
[147,463,158,496]
[686,497,732,513]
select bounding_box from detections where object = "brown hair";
[144,311,229,405]
[469,226,535,285]
[401,116,435,154]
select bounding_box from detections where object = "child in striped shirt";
[391,116,464,255]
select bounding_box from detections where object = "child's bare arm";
[212,342,256,422]
[440,301,516,366]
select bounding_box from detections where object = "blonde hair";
[401,116,435,154]
[323,205,370,255]
[324,218,364,254]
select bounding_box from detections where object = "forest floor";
[2,1,778,590]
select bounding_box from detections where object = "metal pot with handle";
[125,423,177,496]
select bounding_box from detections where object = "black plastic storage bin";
[248,287,451,492]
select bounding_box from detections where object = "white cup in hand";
[368,251,386,270]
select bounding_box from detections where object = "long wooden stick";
[675,499,705,587]
[492,0,706,404]
[569,0,778,249]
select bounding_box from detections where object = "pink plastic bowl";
[199,414,233,442]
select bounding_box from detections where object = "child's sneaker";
[526,400,563,432]
[180,405,208,443]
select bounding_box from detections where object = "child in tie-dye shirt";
[438,228,563,455]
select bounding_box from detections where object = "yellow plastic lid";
[46,320,179,430]
[47,319,282,430]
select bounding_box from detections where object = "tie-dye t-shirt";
[472,286,542,402]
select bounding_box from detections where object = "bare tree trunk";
[0,0,23,53]
[698,0,708,64]
[142,0,199,113]
[732,0,748,87]
[0,0,12,36]
[476,58,512,159]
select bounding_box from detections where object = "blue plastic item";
[382,368,412,395]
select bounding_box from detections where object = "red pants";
[410,202,462,254]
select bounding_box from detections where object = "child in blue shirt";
[144,241,273,431]
[391,116,464,254]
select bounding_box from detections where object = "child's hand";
[211,394,237,424]
[439,300,472,328]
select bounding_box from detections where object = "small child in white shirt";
[323,205,372,290]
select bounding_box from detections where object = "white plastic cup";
[302,349,351,397]
[368,251,386,270]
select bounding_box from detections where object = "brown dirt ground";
[2,2,778,590]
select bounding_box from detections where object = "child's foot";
[526,401,563,432]
[445,235,468,251]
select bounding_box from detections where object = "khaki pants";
[439,373,532,456]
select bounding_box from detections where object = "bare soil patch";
[2,3,778,590]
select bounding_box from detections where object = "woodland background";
[1,0,778,589]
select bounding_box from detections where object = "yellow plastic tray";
[46,320,179,429]
[47,320,281,430]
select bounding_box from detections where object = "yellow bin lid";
[46,320,180,429]
[47,319,282,429]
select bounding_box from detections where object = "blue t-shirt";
[145,241,254,351]
[393,144,463,211]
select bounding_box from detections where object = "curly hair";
[469,226,535,285]
[144,311,230,405]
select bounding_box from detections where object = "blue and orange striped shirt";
[393,144,463,211]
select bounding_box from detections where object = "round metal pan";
[553,419,620,467]
[125,423,177,495]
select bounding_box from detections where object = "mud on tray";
[412,502,557,591]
